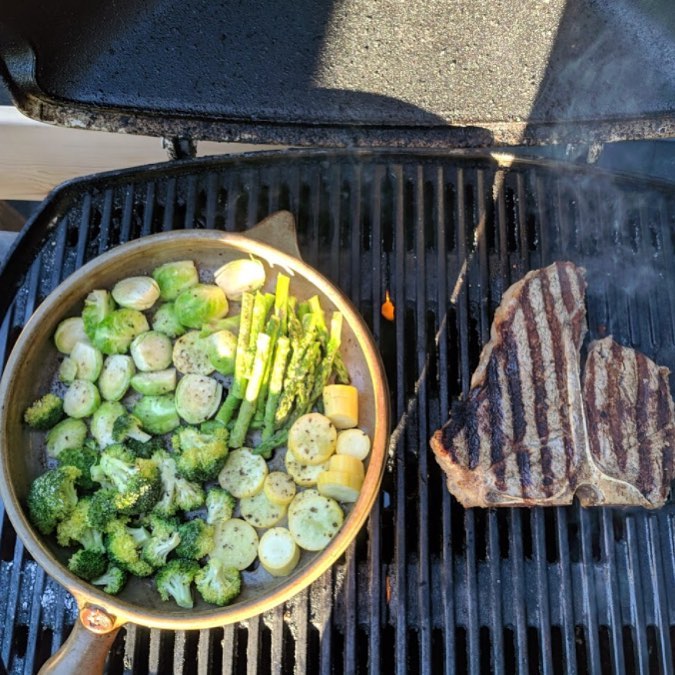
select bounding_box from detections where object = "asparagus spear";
[274,316,319,426]
[229,333,271,448]
[245,292,274,375]
[287,297,303,342]
[297,301,311,322]
[215,292,254,425]
[309,312,344,405]
[247,276,290,429]
[333,355,351,384]
[294,341,322,415]
[307,295,326,330]
[261,337,291,440]
[274,273,290,334]
[251,315,280,429]
[253,427,288,459]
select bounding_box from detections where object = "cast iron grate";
[0,150,673,674]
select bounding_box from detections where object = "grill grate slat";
[0,151,674,674]
[642,515,673,675]
[600,509,626,674]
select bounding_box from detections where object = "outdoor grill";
[1,1,675,673]
[0,150,672,673]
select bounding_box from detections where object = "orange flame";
[381,289,395,322]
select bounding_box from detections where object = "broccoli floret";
[205,487,236,525]
[56,497,105,552]
[175,518,215,560]
[175,479,206,513]
[176,478,204,511]
[68,549,108,581]
[23,393,64,430]
[127,525,151,545]
[57,445,99,491]
[112,413,152,444]
[94,445,161,515]
[105,519,154,577]
[91,565,128,595]
[141,514,181,568]
[171,426,229,482]
[155,558,200,608]
[27,466,81,535]
[127,436,165,459]
[90,443,129,487]
[99,443,135,462]
[152,450,205,517]
[87,488,120,530]
[89,464,112,488]
[195,558,241,606]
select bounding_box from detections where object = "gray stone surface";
[2,0,673,146]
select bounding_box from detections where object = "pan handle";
[242,211,302,260]
[38,604,122,675]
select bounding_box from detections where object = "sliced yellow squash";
[317,470,363,503]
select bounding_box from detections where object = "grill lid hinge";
[162,136,197,161]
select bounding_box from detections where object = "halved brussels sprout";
[58,357,78,384]
[132,395,180,434]
[174,284,228,329]
[90,401,126,449]
[214,258,266,301]
[199,315,240,338]
[207,330,237,376]
[130,331,173,372]
[54,317,89,355]
[98,355,136,401]
[82,290,116,340]
[175,374,223,425]
[111,276,160,311]
[45,418,88,458]
[152,303,186,339]
[93,309,149,355]
[152,260,199,301]
[70,341,104,382]
[130,368,177,396]
[63,380,101,418]
[172,331,214,375]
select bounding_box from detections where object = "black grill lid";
[1,0,674,147]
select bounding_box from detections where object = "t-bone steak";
[430,261,675,508]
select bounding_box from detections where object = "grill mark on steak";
[584,349,601,457]
[517,451,532,489]
[503,328,526,445]
[503,319,533,494]
[566,266,587,347]
[657,376,671,431]
[487,354,507,491]
[465,394,482,470]
[663,446,674,495]
[540,267,576,486]
[608,341,629,472]
[635,352,655,497]
[556,263,576,318]
[440,399,469,464]
[523,280,554,495]
[656,376,674,490]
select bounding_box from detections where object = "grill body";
[0,150,673,674]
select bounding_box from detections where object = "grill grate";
[0,150,674,674]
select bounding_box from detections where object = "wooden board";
[0,106,279,200]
